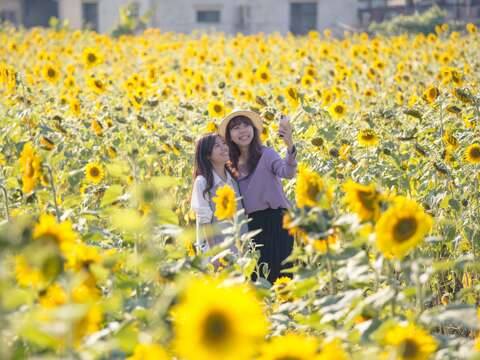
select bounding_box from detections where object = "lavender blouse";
[238,146,297,215]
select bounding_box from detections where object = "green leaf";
[100,185,124,208]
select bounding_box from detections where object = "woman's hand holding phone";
[278,114,294,151]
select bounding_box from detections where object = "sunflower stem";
[325,240,336,295]
[388,260,398,317]
[43,164,61,221]
[0,185,10,221]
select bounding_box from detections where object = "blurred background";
[0,0,479,35]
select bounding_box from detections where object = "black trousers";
[248,208,294,284]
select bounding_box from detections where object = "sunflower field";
[0,22,480,359]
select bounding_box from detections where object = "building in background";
[358,0,480,26]
[0,0,358,34]
[149,0,359,35]
[0,0,479,35]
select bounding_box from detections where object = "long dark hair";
[225,115,263,177]
[193,133,219,199]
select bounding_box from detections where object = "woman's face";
[210,136,229,164]
[229,121,254,147]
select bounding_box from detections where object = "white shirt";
[191,170,246,252]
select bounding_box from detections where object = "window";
[290,2,317,35]
[82,2,98,31]
[196,10,221,23]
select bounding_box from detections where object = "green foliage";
[369,5,449,35]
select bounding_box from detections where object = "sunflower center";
[89,167,100,177]
[47,68,56,78]
[202,310,231,346]
[87,53,97,63]
[276,356,302,360]
[307,181,320,201]
[469,147,480,159]
[357,190,375,211]
[362,132,375,141]
[260,72,268,80]
[400,338,419,359]
[94,80,103,89]
[25,158,35,177]
[214,104,223,113]
[222,195,229,210]
[393,217,418,243]
[335,105,344,114]
[288,88,297,99]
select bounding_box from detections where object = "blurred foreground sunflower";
[172,276,267,360]
[384,322,437,360]
[259,333,318,360]
[343,180,381,221]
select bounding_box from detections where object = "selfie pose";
[219,110,297,283]
[190,133,245,256]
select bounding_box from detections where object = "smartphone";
[279,114,289,138]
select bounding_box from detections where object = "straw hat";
[218,109,263,138]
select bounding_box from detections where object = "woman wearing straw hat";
[219,109,297,284]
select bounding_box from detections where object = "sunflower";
[107,146,117,158]
[301,74,315,89]
[205,121,217,133]
[464,143,480,164]
[85,162,105,184]
[64,75,76,89]
[442,132,458,149]
[33,213,77,247]
[466,23,477,34]
[212,185,237,220]
[82,47,103,68]
[91,119,104,136]
[259,333,318,360]
[343,179,381,221]
[69,97,81,116]
[73,304,103,346]
[127,344,169,360]
[384,323,437,360]
[40,136,55,151]
[328,102,347,120]
[317,338,349,360]
[88,76,107,94]
[375,196,433,259]
[42,63,60,84]
[14,255,45,287]
[273,276,293,303]
[208,100,225,118]
[322,89,334,105]
[255,66,271,84]
[39,283,68,308]
[284,85,299,108]
[19,142,42,194]
[422,85,439,103]
[63,242,101,272]
[295,165,324,208]
[357,129,379,147]
[172,276,267,360]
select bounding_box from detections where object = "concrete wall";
[98,0,150,33]
[0,0,22,23]
[58,0,83,30]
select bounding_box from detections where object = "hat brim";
[218,110,263,138]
